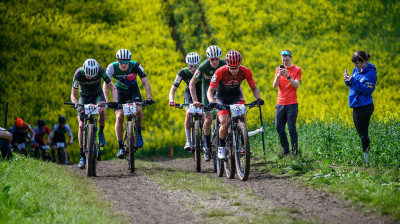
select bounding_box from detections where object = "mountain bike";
[65,102,103,177]
[174,103,205,172]
[106,101,153,173]
[209,100,263,181]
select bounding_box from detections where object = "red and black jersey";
[210,65,256,97]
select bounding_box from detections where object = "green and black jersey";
[173,67,202,103]
[72,66,111,96]
[106,61,146,90]
[193,59,227,105]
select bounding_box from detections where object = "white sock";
[185,129,191,143]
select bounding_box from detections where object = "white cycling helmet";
[116,49,132,60]
[83,58,99,77]
[206,45,222,58]
[185,52,201,66]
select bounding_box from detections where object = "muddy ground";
[69,158,395,224]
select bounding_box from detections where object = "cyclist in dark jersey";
[32,119,50,158]
[103,49,154,159]
[207,50,263,159]
[9,118,35,156]
[72,58,116,168]
[189,45,227,161]
[169,52,202,151]
[48,116,73,164]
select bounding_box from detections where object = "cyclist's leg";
[115,86,126,157]
[50,144,57,162]
[130,83,143,147]
[63,147,68,165]
[184,91,193,149]
[97,92,107,146]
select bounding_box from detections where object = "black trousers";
[275,103,298,152]
[353,103,374,152]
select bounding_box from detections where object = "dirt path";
[70,160,201,224]
[69,158,395,224]
[157,158,396,224]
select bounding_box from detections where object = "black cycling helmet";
[37,119,45,127]
[58,116,67,124]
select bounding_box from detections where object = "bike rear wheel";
[194,120,201,172]
[86,124,96,177]
[126,121,135,173]
[224,131,235,179]
[235,122,250,181]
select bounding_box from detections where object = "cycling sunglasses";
[209,58,219,62]
[228,66,240,70]
[280,50,292,56]
[188,64,199,69]
[118,60,130,64]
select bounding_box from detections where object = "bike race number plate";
[189,104,203,114]
[56,142,65,148]
[84,104,99,115]
[230,104,246,117]
[122,103,137,115]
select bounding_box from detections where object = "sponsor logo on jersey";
[80,79,101,85]
[211,74,217,83]
[127,73,137,81]
[174,76,182,84]
[139,64,145,73]
[194,70,201,79]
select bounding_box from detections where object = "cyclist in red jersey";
[207,50,263,159]
[9,118,35,156]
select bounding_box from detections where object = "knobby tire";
[235,122,250,181]
[126,121,135,173]
[194,120,201,172]
[86,124,96,177]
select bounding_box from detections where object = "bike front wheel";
[86,124,96,177]
[194,120,201,172]
[126,121,135,173]
[224,131,235,179]
[235,122,250,181]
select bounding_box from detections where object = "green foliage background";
[1,0,399,163]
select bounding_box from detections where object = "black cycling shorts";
[216,93,245,116]
[116,84,142,111]
[78,91,106,122]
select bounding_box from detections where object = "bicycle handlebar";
[205,100,262,111]
[173,103,205,109]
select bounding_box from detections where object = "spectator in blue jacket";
[344,50,377,163]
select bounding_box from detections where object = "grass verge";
[249,119,400,222]
[0,155,126,224]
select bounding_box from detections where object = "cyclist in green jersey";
[169,52,202,151]
[103,49,154,159]
[189,45,227,162]
[71,58,116,168]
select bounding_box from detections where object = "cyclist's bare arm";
[103,82,118,102]
[28,126,35,141]
[169,86,178,106]
[207,86,216,103]
[71,87,79,104]
[141,77,153,99]
[251,85,262,99]
[189,76,199,103]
